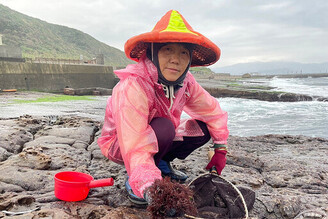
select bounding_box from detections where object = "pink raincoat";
[98,55,229,198]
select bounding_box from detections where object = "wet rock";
[35,124,97,145]
[35,203,148,219]
[0,193,35,211]
[279,196,302,218]
[26,207,72,218]
[10,130,34,148]
[0,147,10,162]
[227,135,328,218]
[295,209,328,219]
[0,142,21,156]
[4,147,51,170]
[23,135,90,169]
[0,165,52,191]
[88,139,101,152]
[24,135,76,148]
[0,129,33,154]
[223,165,264,189]
[72,140,89,150]
[34,191,58,203]
[17,115,45,135]
[0,182,24,193]
[203,87,318,102]
[227,150,265,171]
[102,206,149,219]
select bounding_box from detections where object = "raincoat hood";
[124,10,221,67]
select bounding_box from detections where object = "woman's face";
[158,43,190,82]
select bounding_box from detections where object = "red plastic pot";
[54,171,114,202]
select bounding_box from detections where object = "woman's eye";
[182,51,189,56]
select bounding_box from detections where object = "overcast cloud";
[0,0,327,68]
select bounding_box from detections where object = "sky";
[0,0,327,68]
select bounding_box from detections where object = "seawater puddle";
[0,96,108,121]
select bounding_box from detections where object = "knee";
[150,117,175,143]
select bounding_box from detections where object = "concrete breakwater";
[0,61,117,92]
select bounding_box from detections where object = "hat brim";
[125,31,221,67]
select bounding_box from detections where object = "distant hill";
[0,4,133,67]
[211,61,328,75]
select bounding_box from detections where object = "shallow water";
[0,96,108,121]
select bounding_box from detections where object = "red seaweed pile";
[147,177,198,218]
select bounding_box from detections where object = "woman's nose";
[169,52,180,64]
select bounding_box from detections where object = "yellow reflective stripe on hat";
[160,10,198,35]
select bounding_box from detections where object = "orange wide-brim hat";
[124,10,221,67]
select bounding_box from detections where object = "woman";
[98,10,229,204]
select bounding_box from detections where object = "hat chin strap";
[151,42,154,62]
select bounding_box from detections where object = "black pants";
[150,117,211,165]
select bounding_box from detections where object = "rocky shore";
[0,115,327,218]
[196,78,328,102]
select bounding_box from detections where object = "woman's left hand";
[206,149,227,175]
[146,177,198,217]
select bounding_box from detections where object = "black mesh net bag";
[187,173,256,219]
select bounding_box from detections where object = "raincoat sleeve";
[184,76,229,145]
[111,77,162,198]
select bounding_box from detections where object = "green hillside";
[0,4,133,67]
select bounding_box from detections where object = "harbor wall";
[0,61,117,92]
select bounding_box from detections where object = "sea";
[1,77,327,139]
[215,77,328,138]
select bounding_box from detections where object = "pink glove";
[206,150,227,175]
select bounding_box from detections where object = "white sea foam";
[267,77,328,97]
[216,97,328,138]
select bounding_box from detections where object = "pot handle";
[89,178,114,188]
